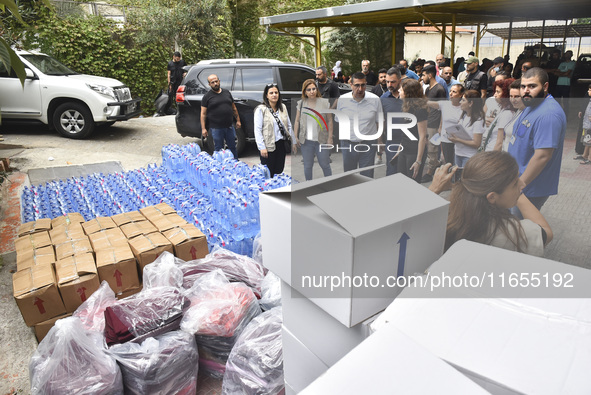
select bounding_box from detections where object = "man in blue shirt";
[399,59,419,80]
[380,66,403,175]
[508,67,566,216]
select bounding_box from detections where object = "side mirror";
[25,68,36,79]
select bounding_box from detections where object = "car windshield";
[21,54,78,76]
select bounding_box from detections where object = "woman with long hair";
[480,78,516,151]
[445,151,552,256]
[253,83,296,177]
[396,78,428,182]
[447,90,485,168]
[293,79,333,180]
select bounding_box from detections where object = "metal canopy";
[487,24,591,40]
[260,0,589,28]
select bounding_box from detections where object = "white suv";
[0,50,140,139]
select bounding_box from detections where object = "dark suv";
[175,59,319,156]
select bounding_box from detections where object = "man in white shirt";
[336,72,383,178]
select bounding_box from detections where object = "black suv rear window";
[279,67,315,92]
[198,68,235,90]
[235,68,273,91]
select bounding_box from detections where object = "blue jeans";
[341,140,377,178]
[300,140,332,181]
[455,155,470,168]
[211,126,237,159]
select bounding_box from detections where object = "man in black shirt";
[201,74,241,159]
[165,51,187,114]
[315,66,340,107]
[361,59,378,86]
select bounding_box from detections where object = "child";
[575,84,591,164]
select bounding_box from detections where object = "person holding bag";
[254,83,296,177]
[293,79,333,181]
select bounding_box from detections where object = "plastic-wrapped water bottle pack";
[21,143,292,256]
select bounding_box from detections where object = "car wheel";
[53,102,95,139]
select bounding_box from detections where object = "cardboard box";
[139,202,176,218]
[49,222,86,246]
[373,240,591,395]
[81,216,117,235]
[281,280,375,367]
[55,237,93,261]
[282,325,329,394]
[96,244,140,295]
[16,245,55,271]
[51,213,85,228]
[146,213,187,232]
[301,324,489,395]
[259,172,449,327]
[128,232,174,271]
[120,220,158,239]
[163,225,208,261]
[13,265,67,326]
[55,253,101,313]
[111,210,146,227]
[88,227,127,251]
[17,218,52,237]
[14,231,52,254]
[34,313,71,343]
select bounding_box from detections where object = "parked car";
[175,59,350,156]
[0,50,141,139]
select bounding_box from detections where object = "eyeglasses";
[266,83,278,88]
[305,87,317,92]
[352,83,367,88]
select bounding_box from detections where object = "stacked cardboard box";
[12,205,209,342]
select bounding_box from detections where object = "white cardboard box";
[260,171,449,327]
[282,325,329,394]
[281,280,375,367]
[301,323,490,395]
[372,240,591,395]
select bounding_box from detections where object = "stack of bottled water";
[20,144,291,257]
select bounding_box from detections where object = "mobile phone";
[453,167,463,183]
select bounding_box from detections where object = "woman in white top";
[480,78,516,152]
[293,79,333,181]
[445,151,553,257]
[447,90,485,168]
[254,84,296,177]
[427,84,464,165]
[503,79,526,152]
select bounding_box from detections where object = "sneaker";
[421,174,433,183]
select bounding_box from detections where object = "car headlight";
[87,83,116,99]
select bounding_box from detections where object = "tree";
[127,0,234,62]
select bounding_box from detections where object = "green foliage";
[127,0,235,63]
[231,0,345,64]
[20,15,166,114]
[324,0,393,76]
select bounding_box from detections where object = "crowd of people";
[293,52,586,258]
[192,48,590,259]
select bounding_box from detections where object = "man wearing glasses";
[336,72,383,178]
[508,67,566,216]
[201,74,242,159]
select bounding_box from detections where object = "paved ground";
[1,113,590,393]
